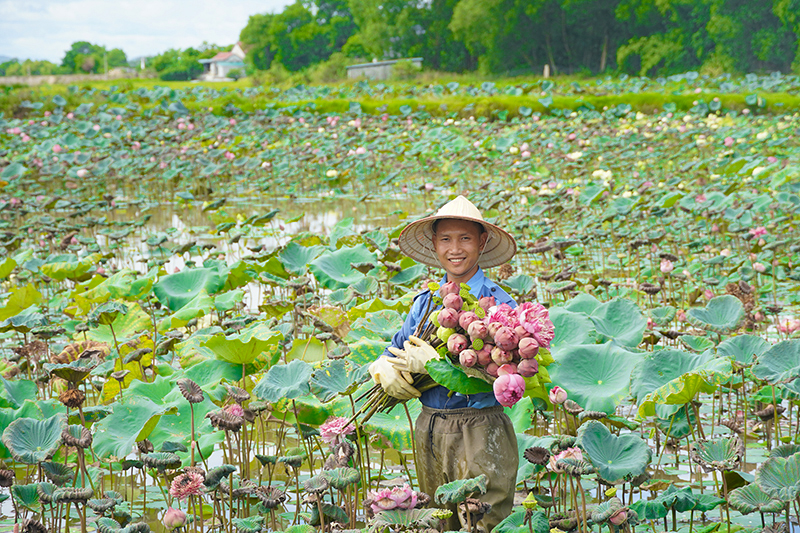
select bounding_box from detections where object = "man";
[368,195,519,532]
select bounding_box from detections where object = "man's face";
[432,219,488,284]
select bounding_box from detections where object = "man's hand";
[369,356,420,400]
[387,335,439,374]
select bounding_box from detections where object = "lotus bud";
[493,371,526,407]
[459,349,478,367]
[497,363,516,376]
[467,320,488,340]
[476,346,493,366]
[517,358,539,377]
[485,362,499,377]
[440,281,460,297]
[518,337,540,359]
[437,327,456,343]
[609,509,628,526]
[438,308,459,329]
[514,325,528,338]
[447,334,469,354]
[494,326,519,351]
[491,346,513,365]
[443,293,464,310]
[486,321,503,338]
[478,296,496,313]
[163,507,187,530]
[549,386,567,405]
[459,311,479,330]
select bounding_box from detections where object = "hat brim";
[398,214,517,269]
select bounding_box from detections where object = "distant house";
[198,43,246,80]
[346,58,422,80]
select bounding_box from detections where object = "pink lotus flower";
[439,281,460,297]
[467,320,488,340]
[749,226,767,237]
[753,262,766,273]
[549,447,583,472]
[695,193,706,203]
[517,358,538,377]
[493,366,525,407]
[132,141,141,150]
[368,484,417,514]
[443,293,463,310]
[355,146,366,155]
[459,311,479,330]
[494,326,519,351]
[778,318,800,335]
[660,258,674,273]
[724,137,734,147]
[518,337,539,359]
[549,386,567,405]
[163,507,187,530]
[704,289,715,300]
[437,308,459,329]
[319,416,356,445]
[229,118,237,126]
[53,144,62,153]
[478,296,496,313]
[424,183,434,192]
[487,303,519,329]
[169,471,204,500]
[225,404,244,417]
[67,112,74,119]
[447,334,469,354]
[459,349,477,367]
[225,151,235,161]
[92,124,100,131]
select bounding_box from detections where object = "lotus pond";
[1,78,800,533]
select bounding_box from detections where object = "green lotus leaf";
[755,454,800,501]
[141,451,182,471]
[40,253,103,282]
[44,358,98,384]
[362,400,421,452]
[351,310,404,341]
[717,334,770,365]
[753,340,800,395]
[631,348,716,412]
[493,509,549,533]
[42,461,75,486]
[205,464,236,490]
[0,375,38,409]
[93,397,171,459]
[679,335,715,352]
[588,298,647,347]
[503,274,535,296]
[11,483,40,511]
[728,483,785,514]
[388,264,425,286]
[309,360,363,403]
[278,242,327,275]
[74,269,138,310]
[0,284,42,322]
[689,436,743,471]
[686,295,744,334]
[322,467,360,491]
[637,356,732,418]
[655,405,696,440]
[85,303,150,344]
[370,508,445,531]
[253,359,312,402]
[158,290,213,331]
[309,503,348,526]
[689,493,726,512]
[0,306,47,334]
[153,268,226,311]
[576,420,652,484]
[769,443,800,458]
[426,357,493,395]
[201,322,283,366]
[561,291,601,315]
[286,337,329,363]
[649,306,676,327]
[2,414,66,464]
[550,343,642,414]
[549,308,595,348]
[660,484,697,512]
[591,497,623,524]
[232,516,264,533]
[435,474,487,505]
[309,244,378,290]
[88,301,128,327]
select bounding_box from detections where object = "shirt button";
[491,287,496,292]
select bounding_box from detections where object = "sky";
[0,0,294,63]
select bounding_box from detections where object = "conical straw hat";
[398,195,517,269]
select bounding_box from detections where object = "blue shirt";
[384,268,517,409]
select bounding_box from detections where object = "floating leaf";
[253,360,312,402]
[576,420,652,484]
[686,295,744,334]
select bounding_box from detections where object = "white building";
[198,43,246,81]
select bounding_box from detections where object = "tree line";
[0,42,128,77]
[239,0,800,76]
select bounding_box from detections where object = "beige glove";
[369,356,420,400]
[387,335,439,374]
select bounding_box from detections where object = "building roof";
[346,57,423,70]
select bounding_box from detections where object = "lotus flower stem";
[656,412,678,469]
[402,403,417,490]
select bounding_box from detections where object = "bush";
[391,59,422,81]
[227,68,243,81]
[308,53,351,84]
[250,63,291,87]
[159,63,202,81]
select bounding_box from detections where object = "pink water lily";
[319,416,356,445]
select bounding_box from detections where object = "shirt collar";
[440,268,486,299]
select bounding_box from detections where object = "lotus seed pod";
[517,358,539,377]
[491,346,513,365]
[438,308,459,329]
[459,311,479,330]
[442,293,463,310]
[518,337,540,359]
[494,326,519,351]
[447,334,469,354]
[467,320,488,340]
[439,281,460,297]
[459,349,478,367]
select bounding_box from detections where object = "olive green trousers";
[415,405,518,532]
